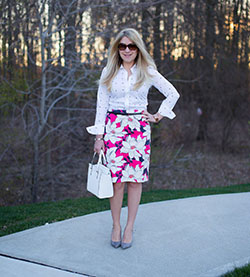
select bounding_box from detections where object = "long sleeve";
[86,68,110,135]
[149,67,180,119]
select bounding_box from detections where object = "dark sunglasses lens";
[128,44,137,51]
[118,43,138,51]
[118,43,126,50]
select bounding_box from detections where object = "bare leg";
[123,182,142,243]
[109,182,125,241]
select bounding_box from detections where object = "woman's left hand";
[142,110,163,123]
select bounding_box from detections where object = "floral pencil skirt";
[104,110,151,183]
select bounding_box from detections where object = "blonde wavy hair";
[102,28,157,91]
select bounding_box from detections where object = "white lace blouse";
[86,64,180,135]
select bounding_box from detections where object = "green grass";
[1,183,250,237]
[0,183,250,276]
[221,263,250,276]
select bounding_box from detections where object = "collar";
[120,63,137,73]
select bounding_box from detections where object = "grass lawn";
[0,183,250,237]
[0,183,250,276]
[221,262,250,277]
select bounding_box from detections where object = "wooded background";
[0,0,249,205]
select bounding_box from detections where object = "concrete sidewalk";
[0,192,250,277]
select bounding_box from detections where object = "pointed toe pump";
[121,240,132,249]
[111,239,121,248]
[111,228,121,248]
[121,229,133,249]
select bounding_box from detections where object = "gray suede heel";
[111,229,121,248]
[121,229,133,249]
[121,240,132,249]
[111,239,121,248]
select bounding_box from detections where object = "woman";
[87,28,180,249]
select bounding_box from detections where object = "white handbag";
[87,150,113,199]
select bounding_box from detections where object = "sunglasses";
[118,43,138,51]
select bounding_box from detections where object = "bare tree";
[0,0,249,205]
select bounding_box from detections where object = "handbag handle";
[91,150,107,165]
[98,149,107,164]
[98,149,107,165]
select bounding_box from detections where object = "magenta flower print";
[103,111,150,183]
[121,136,146,159]
[122,164,142,181]
[107,150,125,172]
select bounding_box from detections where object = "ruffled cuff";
[86,124,105,135]
[158,107,176,120]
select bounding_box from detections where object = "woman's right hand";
[94,139,105,154]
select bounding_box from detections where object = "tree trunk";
[231,0,242,64]
[196,0,217,141]
[24,0,37,80]
[153,2,162,67]
[140,0,150,48]
[31,136,39,202]
[7,1,14,79]
[163,1,174,71]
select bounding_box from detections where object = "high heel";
[121,240,132,249]
[121,228,133,249]
[111,228,121,248]
[111,239,121,248]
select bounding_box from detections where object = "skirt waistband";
[107,110,142,116]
